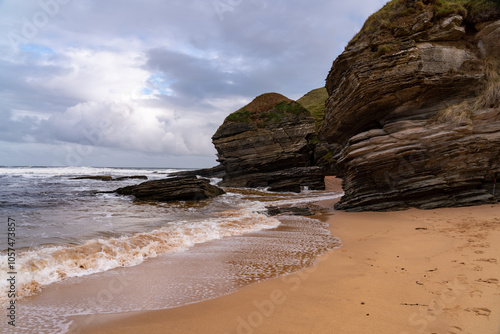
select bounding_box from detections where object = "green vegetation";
[265,101,308,122]
[257,101,310,124]
[225,88,328,130]
[240,92,292,113]
[350,0,407,42]
[307,134,321,145]
[225,93,311,125]
[350,0,500,49]
[319,151,335,163]
[432,0,500,20]
[296,87,328,130]
[432,0,468,19]
[377,44,394,57]
[226,108,250,122]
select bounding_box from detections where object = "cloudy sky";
[0,0,387,168]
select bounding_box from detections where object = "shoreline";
[5,175,341,334]
[76,179,500,334]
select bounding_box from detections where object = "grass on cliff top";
[225,92,311,125]
[239,92,292,113]
[351,0,500,47]
[297,87,328,130]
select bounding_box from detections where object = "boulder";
[115,176,225,202]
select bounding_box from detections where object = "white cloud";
[0,0,389,167]
[26,48,150,101]
[45,99,217,157]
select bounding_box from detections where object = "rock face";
[266,206,314,216]
[115,176,225,202]
[320,0,500,211]
[212,93,324,192]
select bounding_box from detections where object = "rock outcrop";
[320,0,500,211]
[212,93,324,192]
[266,206,314,216]
[115,176,225,202]
[72,175,148,181]
[168,165,226,179]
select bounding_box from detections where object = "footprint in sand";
[467,308,491,317]
[475,250,485,254]
[447,326,462,334]
[476,278,499,284]
[476,258,498,264]
[471,243,490,248]
[457,275,468,284]
[469,290,482,298]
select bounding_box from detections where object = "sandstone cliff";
[321,0,500,210]
[212,93,324,192]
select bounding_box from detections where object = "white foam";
[0,200,280,300]
[0,166,182,179]
[265,193,343,206]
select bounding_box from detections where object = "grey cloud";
[0,0,387,167]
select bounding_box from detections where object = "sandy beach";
[77,178,500,334]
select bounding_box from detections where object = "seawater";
[0,166,342,333]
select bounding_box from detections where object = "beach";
[3,1,499,333]
[77,177,500,334]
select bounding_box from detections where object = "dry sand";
[78,177,500,334]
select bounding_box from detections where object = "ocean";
[0,166,341,333]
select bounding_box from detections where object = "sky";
[0,0,387,168]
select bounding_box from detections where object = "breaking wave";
[0,201,280,300]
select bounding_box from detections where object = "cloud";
[44,99,216,156]
[0,0,388,168]
[33,48,150,102]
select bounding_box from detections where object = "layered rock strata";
[212,93,324,192]
[320,1,500,210]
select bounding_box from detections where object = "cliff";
[320,0,500,210]
[212,93,324,192]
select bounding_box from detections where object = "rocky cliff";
[320,0,500,210]
[212,93,324,192]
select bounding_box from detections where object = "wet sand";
[77,178,500,334]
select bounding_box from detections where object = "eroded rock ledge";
[335,110,500,211]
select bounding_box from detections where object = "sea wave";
[0,201,281,300]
